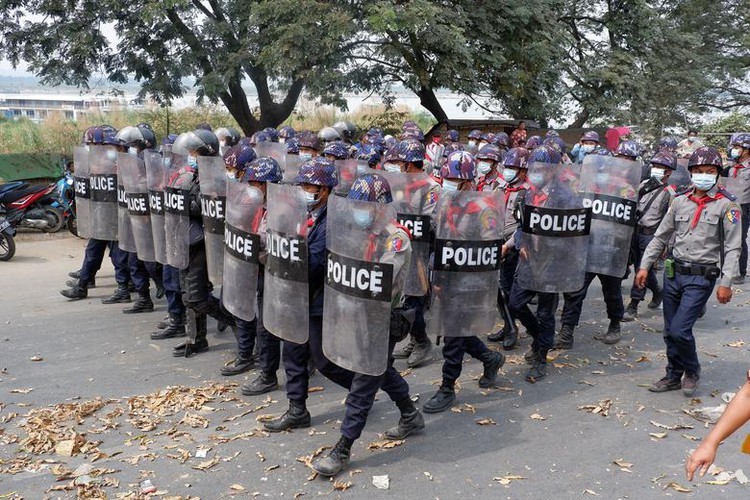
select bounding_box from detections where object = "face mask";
[384,162,401,172]
[688,136,697,143]
[596,172,609,185]
[219,140,226,149]
[352,208,374,228]
[692,173,716,191]
[279,138,286,144]
[128,146,139,156]
[730,148,742,160]
[442,180,461,192]
[478,141,488,150]
[650,167,666,181]
[226,170,236,180]
[468,140,477,147]
[477,161,493,175]
[187,155,199,169]
[502,168,518,184]
[300,152,313,162]
[106,149,117,161]
[528,172,545,186]
[582,144,595,153]
[304,190,318,208]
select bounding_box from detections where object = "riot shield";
[579,155,640,277]
[164,154,193,270]
[222,180,264,321]
[323,195,399,376]
[515,162,591,293]
[198,156,226,286]
[254,142,287,166]
[116,154,136,253]
[382,171,440,296]
[88,145,119,240]
[282,155,304,184]
[119,153,155,262]
[671,158,691,191]
[427,190,504,338]
[263,183,309,343]
[73,146,91,239]
[145,151,168,265]
[333,159,358,196]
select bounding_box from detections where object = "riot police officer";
[722,133,750,284]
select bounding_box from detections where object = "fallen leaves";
[493,475,526,486]
[9,388,33,394]
[30,356,43,362]
[724,340,745,348]
[451,403,476,414]
[530,413,547,421]
[578,400,612,417]
[332,480,352,491]
[192,456,220,471]
[476,418,497,426]
[650,420,693,431]
[368,439,404,450]
[613,459,633,472]
[664,481,691,493]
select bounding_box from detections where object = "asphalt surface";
[1,232,750,499]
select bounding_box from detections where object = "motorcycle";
[0,215,16,261]
[48,170,79,236]
[0,182,64,232]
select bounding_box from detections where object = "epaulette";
[717,186,737,201]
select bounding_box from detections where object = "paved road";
[1,233,749,499]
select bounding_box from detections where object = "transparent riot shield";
[333,159,358,196]
[427,189,504,338]
[579,155,641,277]
[164,154,193,269]
[263,183,309,343]
[671,158,691,191]
[73,146,91,239]
[515,162,591,293]
[119,154,155,262]
[222,180,264,321]
[116,155,136,253]
[323,195,399,376]
[198,156,227,286]
[88,145,119,241]
[145,151,167,265]
[383,171,440,296]
[254,142,287,166]
[282,155,304,184]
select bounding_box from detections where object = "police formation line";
[61,122,748,476]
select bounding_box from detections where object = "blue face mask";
[528,172,545,186]
[304,190,318,208]
[730,148,742,160]
[352,208,373,228]
[692,173,716,191]
[300,152,313,162]
[187,155,199,170]
[442,180,461,192]
[582,144,595,153]
[502,168,518,184]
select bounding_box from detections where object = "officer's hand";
[635,269,648,289]
[501,244,510,258]
[717,285,732,304]
[519,247,528,261]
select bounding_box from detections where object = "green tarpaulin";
[0,153,64,182]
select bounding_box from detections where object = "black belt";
[638,227,658,236]
[675,260,719,277]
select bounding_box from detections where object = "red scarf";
[687,192,723,229]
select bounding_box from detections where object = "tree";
[0,0,355,135]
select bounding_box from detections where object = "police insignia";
[386,233,406,252]
[480,210,497,230]
[728,208,741,224]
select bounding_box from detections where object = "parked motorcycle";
[48,170,79,236]
[0,214,16,261]
[0,182,64,232]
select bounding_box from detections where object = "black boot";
[220,355,255,376]
[101,284,131,304]
[502,326,518,350]
[241,371,279,396]
[602,319,621,345]
[525,350,548,383]
[66,277,95,289]
[60,280,88,300]
[312,436,352,477]
[623,300,639,322]
[423,385,456,414]
[487,325,507,342]
[478,351,506,388]
[68,269,82,279]
[123,290,154,314]
[263,399,311,432]
[552,324,575,350]
[156,314,171,329]
[151,314,186,340]
[393,339,415,359]
[648,290,662,309]
[524,347,539,365]
[385,397,425,440]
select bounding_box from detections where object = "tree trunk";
[416,85,449,123]
[568,108,590,129]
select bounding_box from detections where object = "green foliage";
[700,113,750,150]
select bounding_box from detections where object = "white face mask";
[730,147,742,160]
[106,149,117,161]
[688,136,697,143]
[442,180,461,191]
[581,144,595,153]
[478,141,488,150]
[384,162,401,172]
[650,167,666,181]
[502,168,518,183]
[528,172,545,186]
[128,146,139,156]
[468,140,477,147]
[279,138,286,144]
[692,173,716,191]
[304,190,318,208]
[352,208,374,228]
[226,170,236,180]
[300,152,313,162]
[477,161,493,175]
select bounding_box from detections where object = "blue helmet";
[223,144,257,172]
[278,125,296,140]
[402,127,425,142]
[356,144,381,166]
[440,151,475,180]
[525,135,543,149]
[162,133,178,146]
[348,174,393,204]
[467,129,482,140]
[367,127,384,139]
[688,147,723,170]
[731,133,750,149]
[476,144,502,163]
[492,132,510,148]
[250,131,271,146]
[530,145,561,164]
[244,157,282,183]
[546,129,560,138]
[297,131,320,150]
[502,147,530,168]
[447,129,459,142]
[286,137,300,154]
[263,127,279,142]
[649,151,677,171]
[658,136,678,152]
[543,136,567,155]
[615,140,640,159]
[323,140,350,160]
[82,125,107,145]
[294,157,338,187]
[398,139,425,163]
[216,127,241,147]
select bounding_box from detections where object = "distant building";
[0,93,143,122]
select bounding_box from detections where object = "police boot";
[648,290,662,309]
[602,320,621,345]
[552,324,575,350]
[173,312,209,357]
[150,313,186,340]
[423,385,456,414]
[68,269,82,279]
[393,339,415,359]
[524,347,540,365]
[60,280,88,300]
[525,350,548,383]
[623,300,639,322]
[220,354,255,376]
[263,399,311,432]
[487,325,507,342]
[241,370,279,396]
[66,277,95,289]
[407,338,433,368]
[311,436,352,477]
[385,397,425,440]
[101,284,131,304]
[502,325,518,350]
[156,314,170,329]
[123,290,154,314]
[478,351,506,388]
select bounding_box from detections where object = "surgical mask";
[299,152,313,162]
[279,138,286,144]
[528,172,545,186]
[692,173,716,191]
[226,170,236,180]
[596,172,609,185]
[187,155,199,169]
[442,180,461,192]
[352,208,373,228]
[730,147,742,160]
[688,136,697,143]
[477,161,493,175]
[106,149,117,161]
[384,162,401,172]
[582,144,595,153]
[502,168,518,184]
[128,146,139,156]
[650,167,666,181]
[468,140,477,147]
[478,141,488,150]
[304,190,318,208]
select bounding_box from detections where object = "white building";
[0,93,140,122]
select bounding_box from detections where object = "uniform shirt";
[308,204,328,316]
[637,180,675,229]
[640,185,741,287]
[722,158,750,204]
[476,173,503,192]
[370,222,412,309]
[501,180,531,240]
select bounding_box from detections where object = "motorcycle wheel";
[67,216,81,238]
[0,231,15,261]
[42,207,65,233]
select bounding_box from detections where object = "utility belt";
[637,226,658,236]
[672,259,721,279]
